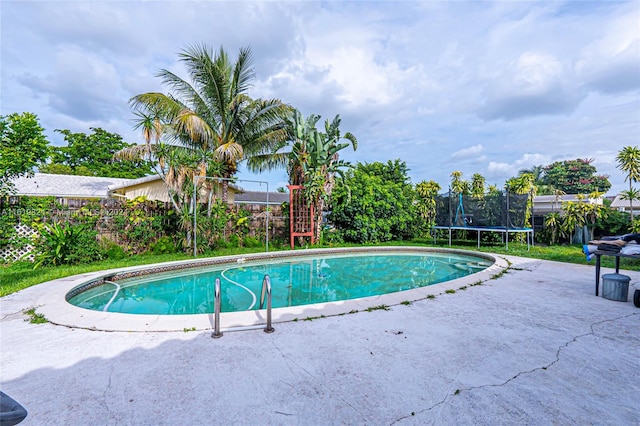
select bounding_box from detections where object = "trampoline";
[431,190,534,250]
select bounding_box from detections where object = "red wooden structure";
[288,185,314,249]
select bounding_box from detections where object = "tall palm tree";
[132,109,164,160]
[129,44,292,203]
[616,146,640,221]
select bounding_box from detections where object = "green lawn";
[1,240,637,298]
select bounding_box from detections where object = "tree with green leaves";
[127,44,292,204]
[541,158,611,194]
[0,112,49,195]
[330,160,416,243]
[616,146,640,221]
[561,201,586,243]
[518,165,556,194]
[40,128,152,178]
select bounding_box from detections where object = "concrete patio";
[1,254,639,425]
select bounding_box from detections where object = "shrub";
[593,208,629,237]
[321,228,344,245]
[151,236,177,255]
[33,222,104,267]
[243,236,261,248]
[227,234,240,248]
[101,238,126,260]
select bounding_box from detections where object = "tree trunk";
[630,181,634,223]
[315,198,324,244]
[222,180,229,205]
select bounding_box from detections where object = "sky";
[1,0,639,195]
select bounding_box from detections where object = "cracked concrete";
[1,255,639,425]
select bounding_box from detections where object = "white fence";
[0,224,37,262]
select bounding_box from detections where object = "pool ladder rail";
[211,275,274,339]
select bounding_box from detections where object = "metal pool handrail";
[211,278,223,339]
[260,275,275,333]
[211,275,274,338]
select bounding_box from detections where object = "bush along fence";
[0,196,287,265]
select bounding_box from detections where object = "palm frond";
[114,144,152,161]
[214,141,244,164]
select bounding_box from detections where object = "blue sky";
[1,1,639,195]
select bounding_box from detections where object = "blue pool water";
[68,252,492,315]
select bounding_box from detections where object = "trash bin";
[601,273,630,302]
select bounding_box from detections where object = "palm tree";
[416,180,441,232]
[249,110,357,243]
[470,173,486,199]
[505,173,536,195]
[450,171,469,195]
[620,187,640,221]
[518,165,544,181]
[544,212,563,245]
[132,109,163,160]
[247,110,320,185]
[616,146,640,221]
[561,201,587,243]
[303,115,357,241]
[129,44,292,203]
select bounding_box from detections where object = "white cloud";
[451,144,484,160]
[487,161,516,176]
[514,153,551,169]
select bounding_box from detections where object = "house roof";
[533,194,596,203]
[107,174,161,190]
[10,173,133,198]
[108,174,242,192]
[234,191,289,205]
[610,194,640,209]
[532,194,602,214]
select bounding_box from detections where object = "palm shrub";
[415,180,441,237]
[616,146,640,222]
[543,212,564,245]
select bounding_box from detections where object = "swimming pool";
[68,251,493,315]
[41,247,505,332]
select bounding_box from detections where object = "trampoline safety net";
[434,191,530,229]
